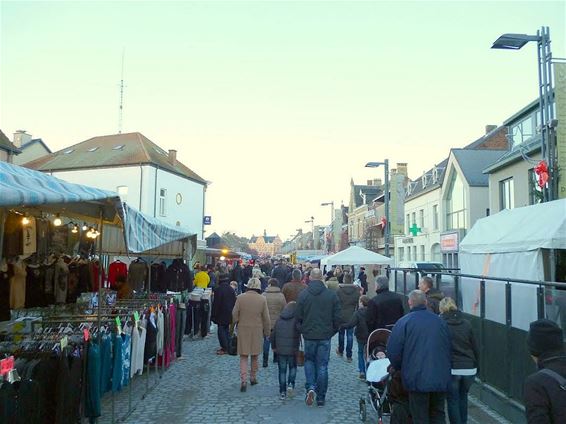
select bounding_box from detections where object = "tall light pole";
[305,216,314,248]
[492,27,555,201]
[365,160,390,257]
[320,201,334,225]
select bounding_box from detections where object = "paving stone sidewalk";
[110,328,511,424]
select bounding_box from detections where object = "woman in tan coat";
[232,277,271,392]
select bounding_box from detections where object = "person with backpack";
[524,319,566,424]
[271,301,301,400]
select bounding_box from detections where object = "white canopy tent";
[459,198,566,330]
[322,246,394,267]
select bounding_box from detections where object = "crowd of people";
[206,259,565,424]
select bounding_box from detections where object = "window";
[528,168,543,205]
[407,246,412,260]
[509,114,535,149]
[411,212,416,226]
[499,178,514,210]
[445,171,466,230]
[159,188,167,216]
[406,214,410,234]
[432,204,439,230]
[419,209,424,228]
[398,247,404,262]
[116,185,128,202]
[412,246,417,261]
[420,245,425,261]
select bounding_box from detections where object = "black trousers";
[408,391,446,424]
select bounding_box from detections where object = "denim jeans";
[217,324,231,352]
[357,341,366,374]
[338,328,353,358]
[277,354,297,393]
[304,339,331,401]
[446,375,474,424]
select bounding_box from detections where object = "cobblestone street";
[114,327,511,424]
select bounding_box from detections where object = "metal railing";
[387,267,566,409]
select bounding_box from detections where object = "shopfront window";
[445,171,466,230]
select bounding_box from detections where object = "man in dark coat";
[419,276,444,315]
[272,261,291,289]
[296,268,341,407]
[387,289,451,424]
[366,276,405,333]
[524,319,566,424]
[211,273,237,354]
[357,267,368,295]
[231,262,244,294]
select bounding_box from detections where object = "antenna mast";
[118,49,125,134]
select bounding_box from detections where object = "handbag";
[228,326,238,356]
[296,338,305,366]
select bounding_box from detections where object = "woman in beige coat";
[232,277,271,392]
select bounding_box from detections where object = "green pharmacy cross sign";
[409,223,422,236]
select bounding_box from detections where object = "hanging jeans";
[187,300,201,337]
[176,306,186,357]
[200,299,210,337]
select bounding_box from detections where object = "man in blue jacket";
[387,290,451,424]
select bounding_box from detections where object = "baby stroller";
[359,328,392,423]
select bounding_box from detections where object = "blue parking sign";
[203,216,212,225]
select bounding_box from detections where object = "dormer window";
[432,167,439,184]
[112,145,125,150]
[406,182,413,196]
[63,149,74,155]
[87,147,99,152]
[422,174,428,188]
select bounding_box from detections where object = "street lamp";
[492,27,555,201]
[365,160,390,257]
[305,216,314,248]
[320,201,334,225]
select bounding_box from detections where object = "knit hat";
[245,278,262,290]
[527,319,564,356]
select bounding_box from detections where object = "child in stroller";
[359,328,392,423]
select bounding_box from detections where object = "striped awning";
[0,161,123,223]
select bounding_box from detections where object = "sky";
[1,0,565,241]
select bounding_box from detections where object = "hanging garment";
[145,313,158,363]
[43,261,56,305]
[25,264,45,308]
[55,352,83,424]
[111,332,123,393]
[84,342,101,421]
[89,261,105,291]
[0,263,12,321]
[54,258,69,304]
[156,309,164,355]
[175,304,186,357]
[108,261,128,289]
[128,261,148,292]
[129,322,147,377]
[169,304,176,361]
[99,335,112,395]
[10,261,27,309]
[150,263,167,293]
[2,213,23,257]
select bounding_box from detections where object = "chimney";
[374,178,382,187]
[13,130,32,148]
[485,125,497,134]
[396,162,408,177]
[367,180,373,186]
[168,149,177,165]
[263,229,267,237]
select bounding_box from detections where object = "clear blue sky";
[1,1,564,239]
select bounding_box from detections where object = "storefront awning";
[0,161,122,223]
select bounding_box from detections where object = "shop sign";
[401,237,414,244]
[440,232,459,252]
